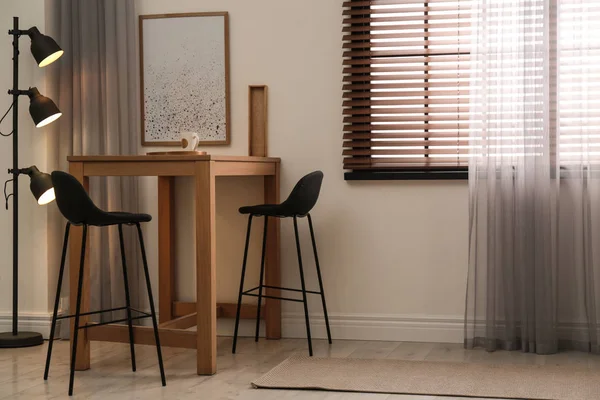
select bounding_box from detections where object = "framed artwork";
[139,12,230,146]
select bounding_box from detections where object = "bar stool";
[232,170,331,356]
[44,171,166,396]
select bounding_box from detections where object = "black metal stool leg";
[135,223,166,386]
[307,214,332,344]
[293,216,313,356]
[254,216,268,342]
[118,224,136,372]
[233,215,253,354]
[44,223,70,381]
[69,224,87,396]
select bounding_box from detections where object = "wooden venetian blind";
[342,0,472,174]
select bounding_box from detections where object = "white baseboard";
[0,311,465,343]
[3,311,593,345]
[281,312,464,343]
[0,312,53,339]
[219,312,464,343]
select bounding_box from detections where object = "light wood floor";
[1,337,598,399]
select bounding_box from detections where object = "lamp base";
[0,331,44,348]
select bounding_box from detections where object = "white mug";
[180,132,200,151]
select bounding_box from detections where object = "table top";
[67,155,281,163]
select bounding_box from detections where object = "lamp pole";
[11,16,20,339]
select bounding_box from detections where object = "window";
[342,1,600,180]
[342,0,472,180]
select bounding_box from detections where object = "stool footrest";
[242,292,305,303]
[78,315,150,330]
[242,285,322,296]
[56,306,151,321]
[129,307,151,317]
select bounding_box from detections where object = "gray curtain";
[466,0,600,354]
[46,0,143,331]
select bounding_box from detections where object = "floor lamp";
[0,16,63,348]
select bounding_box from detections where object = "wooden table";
[66,155,281,375]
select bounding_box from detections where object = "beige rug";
[252,355,600,400]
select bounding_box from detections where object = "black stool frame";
[232,213,332,356]
[44,221,166,396]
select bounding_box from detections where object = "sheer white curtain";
[466,0,600,354]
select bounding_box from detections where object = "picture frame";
[139,12,230,146]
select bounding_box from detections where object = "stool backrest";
[281,171,324,216]
[51,171,101,225]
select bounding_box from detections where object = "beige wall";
[0,0,51,331]
[135,0,469,342]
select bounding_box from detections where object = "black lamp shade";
[28,27,64,67]
[27,166,55,205]
[28,87,62,128]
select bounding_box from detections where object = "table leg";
[158,176,175,323]
[195,161,217,374]
[68,162,90,370]
[264,163,281,339]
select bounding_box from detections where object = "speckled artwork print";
[142,15,227,143]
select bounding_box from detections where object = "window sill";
[345,170,468,181]
[345,167,600,181]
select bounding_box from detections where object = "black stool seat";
[232,170,331,357]
[84,211,152,227]
[239,171,324,217]
[49,172,152,227]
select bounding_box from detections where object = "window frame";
[342,0,470,181]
